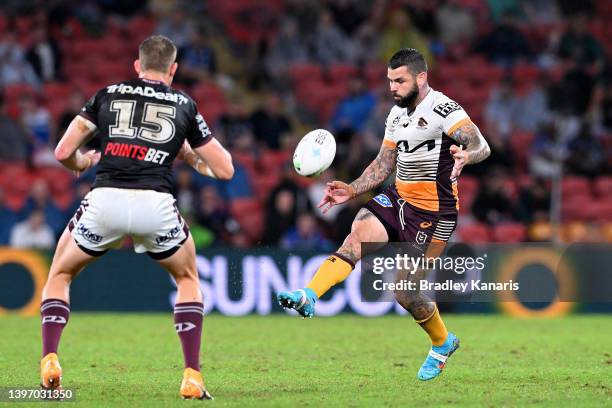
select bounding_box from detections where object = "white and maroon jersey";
[383,89,473,214]
[79,78,212,194]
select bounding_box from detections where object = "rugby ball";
[293,129,336,177]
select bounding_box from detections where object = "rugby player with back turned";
[40,35,233,399]
[278,48,491,381]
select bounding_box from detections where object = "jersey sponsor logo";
[77,224,103,244]
[373,194,392,207]
[397,139,436,153]
[195,114,211,137]
[42,315,67,324]
[155,225,182,245]
[104,142,170,164]
[417,117,428,128]
[420,221,432,228]
[105,84,189,105]
[433,101,462,118]
[416,230,428,245]
[175,322,196,333]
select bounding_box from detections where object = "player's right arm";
[54,116,101,175]
[177,139,234,180]
[318,143,397,213]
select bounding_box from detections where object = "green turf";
[0,314,610,407]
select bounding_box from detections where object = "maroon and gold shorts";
[364,186,457,249]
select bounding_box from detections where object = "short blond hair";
[138,35,177,72]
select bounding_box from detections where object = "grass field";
[1,314,610,407]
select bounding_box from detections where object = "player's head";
[135,35,178,84]
[387,48,428,109]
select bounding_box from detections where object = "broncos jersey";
[383,89,473,214]
[79,78,212,194]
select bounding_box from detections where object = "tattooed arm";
[318,144,397,213]
[448,121,490,178]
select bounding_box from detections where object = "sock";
[307,253,355,298]
[174,302,204,371]
[415,305,448,347]
[41,299,70,356]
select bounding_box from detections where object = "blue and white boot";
[277,288,317,318]
[417,332,460,381]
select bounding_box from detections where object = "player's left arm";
[54,116,100,175]
[447,121,491,178]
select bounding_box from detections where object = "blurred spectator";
[520,0,561,25]
[195,185,236,245]
[601,83,612,131]
[9,210,56,249]
[486,0,523,23]
[25,26,62,83]
[475,11,530,66]
[281,213,333,251]
[0,31,40,88]
[176,30,217,85]
[549,64,596,116]
[264,18,309,81]
[286,0,320,37]
[328,0,370,36]
[557,14,606,69]
[0,188,18,245]
[436,0,476,50]
[174,166,198,215]
[472,170,516,224]
[516,73,552,132]
[155,8,196,50]
[19,93,52,146]
[183,213,214,251]
[20,179,64,236]
[529,123,568,178]
[349,23,380,64]
[515,178,551,223]
[0,97,29,161]
[484,76,521,141]
[261,176,311,245]
[330,76,376,139]
[311,9,353,65]
[65,180,91,220]
[250,92,292,150]
[565,125,606,177]
[380,10,432,67]
[216,100,254,149]
[403,0,438,37]
[56,90,90,146]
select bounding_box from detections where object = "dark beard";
[394,84,419,109]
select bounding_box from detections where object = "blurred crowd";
[0,0,611,251]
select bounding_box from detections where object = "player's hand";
[177,141,192,162]
[75,149,100,177]
[317,181,355,214]
[450,145,468,179]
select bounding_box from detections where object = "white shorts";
[69,187,189,259]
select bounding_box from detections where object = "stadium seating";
[457,223,491,243]
[491,223,527,242]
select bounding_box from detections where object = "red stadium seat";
[458,175,479,196]
[457,223,491,243]
[594,176,612,198]
[509,131,535,172]
[230,198,262,218]
[288,63,323,83]
[327,64,358,82]
[258,150,291,173]
[230,198,265,240]
[491,223,527,242]
[561,176,591,198]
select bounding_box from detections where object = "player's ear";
[416,71,427,87]
[169,62,178,77]
[134,60,141,75]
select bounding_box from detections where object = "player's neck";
[139,71,170,86]
[410,85,431,111]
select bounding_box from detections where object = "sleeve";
[78,90,102,128]
[433,99,472,136]
[186,103,213,148]
[382,108,400,149]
